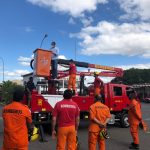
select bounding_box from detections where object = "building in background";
[22,72,80,94]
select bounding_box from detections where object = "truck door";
[111,85,123,111]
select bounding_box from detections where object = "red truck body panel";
[27,83,130,114]
[30,94,53,113]
[72,96,94,111]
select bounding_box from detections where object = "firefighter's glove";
[139,120,148,132]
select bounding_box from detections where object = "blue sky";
[0,0,150,83]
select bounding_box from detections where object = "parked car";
[142,97,150,103]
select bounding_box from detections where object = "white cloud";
[20,62,30,66]
[70,21,150,57]
[58,55,67,59]
[18,56,31,62]
[25,26,34,32]
[18,56,33,66]
[27,0,108,17]
[81,16,93,27]
[118,0,150,21]
[119,63,150,70]
[68,17,76,25]
[0,69,30,82]
[5,70,30,77]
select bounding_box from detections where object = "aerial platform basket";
[33,49,52,77]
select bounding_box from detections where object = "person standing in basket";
[50,41,59,79]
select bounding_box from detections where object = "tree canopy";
[111,68,150,85]
[0,80,24,104]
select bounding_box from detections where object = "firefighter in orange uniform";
[88,95,111,150]
[93,72,103,96]
[52,89,80,150]
[68,59,77,95]
[2,88,32,150]
[128,90,142,149]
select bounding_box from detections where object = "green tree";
[111,68,150,85]
[1,80,24,104]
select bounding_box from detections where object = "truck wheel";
[120,113,129,128]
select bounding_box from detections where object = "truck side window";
[59,80,63,88]
[113,87,122,96]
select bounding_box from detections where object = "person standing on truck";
[68,59,77,95]
[88,94,111,150]
[2,88,33,150]
[26,76,36,92]
[50,41,59,79]
[25,76,36,107]
[52,89,80,150]
[93,72,104,96]
[128,90,142,149]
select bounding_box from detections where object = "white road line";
[144,118,150,121]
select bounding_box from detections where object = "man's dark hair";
[95,94,102,102]
[13,88,24,102]
[29,77,33,81]
[51,41,56,46]
[69,59,74,63]
[63,89,73,99]
[128,91,137,100]
[127,88,137,100]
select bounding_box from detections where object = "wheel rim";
[124,117,129,127]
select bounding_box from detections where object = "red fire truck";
[25,49,132,128]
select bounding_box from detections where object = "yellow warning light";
[110,108,113,111]
[42,108,46,111]
[38,99,42,106]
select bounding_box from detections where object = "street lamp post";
[0,57,4,82]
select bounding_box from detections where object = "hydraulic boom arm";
[58,59,123,78]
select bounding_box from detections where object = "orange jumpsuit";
[94,77,103,96]
[88,101,111,150]
[128,99,142,145]
[68,63,76,91]
[2,102,32,150]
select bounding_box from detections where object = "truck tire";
[120,113,129,128]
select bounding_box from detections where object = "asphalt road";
[0,103,150,150]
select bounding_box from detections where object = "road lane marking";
[146,131,150,134]
[144,118,150,121]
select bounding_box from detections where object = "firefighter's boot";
[129,143,139,149]
[72,90,75,96]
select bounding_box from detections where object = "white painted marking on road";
[144,118,150,121]
[146,131,150,134]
